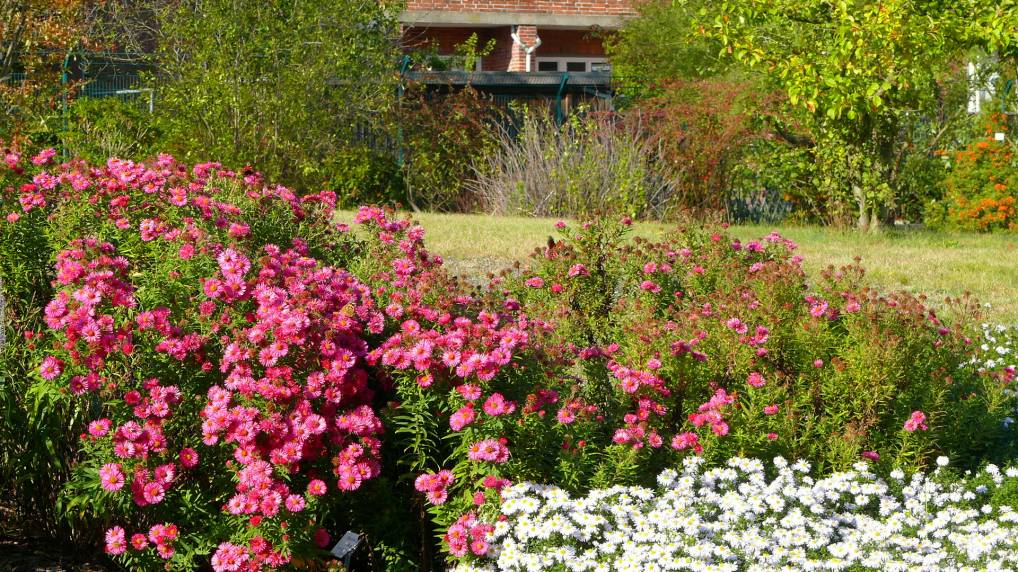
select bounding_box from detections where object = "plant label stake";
[330,531,362,570]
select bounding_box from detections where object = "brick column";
[508,25,540,72]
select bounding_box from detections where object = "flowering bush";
[0,149,425,568]
[453,456,1018,571]
[974,322,1018,374]
[381,215,1016,563]
[931,117,1018,232]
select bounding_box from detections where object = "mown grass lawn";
[338,211,1018,324]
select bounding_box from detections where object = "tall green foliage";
[700,0,1015,229]
[0,157,92,543]
[61,97,164,163]
[604,0,723,97]
[154,0,402,190]
[398,85,501,212]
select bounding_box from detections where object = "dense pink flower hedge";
[2,150,422,568]
[2,148,1015,569]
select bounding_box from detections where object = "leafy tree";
[629,78,777,214]
[153,0,402,190]
[0,0,93,141]
[605,0,723,98]
[700,0,1018,228]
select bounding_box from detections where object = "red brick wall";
[402,26,518,70]
[537,28,607,57]
[406,1,635,16]
[402,4,625,70]
[486,30,514,70]
[403,26,500,54]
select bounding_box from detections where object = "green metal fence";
[2,51,154,115]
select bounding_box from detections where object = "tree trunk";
[869,204,882,232]
[853,183,870,230]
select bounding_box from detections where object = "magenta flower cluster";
[3,150,399,569]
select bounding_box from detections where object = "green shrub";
[153,0,400,191]
[0,150,403,568]
[399,86,501,212]
[61,97,163,163]
[0,151,84,541]
[325,144,403,208]
[5,146,1017,568]
[377,215,1016,562]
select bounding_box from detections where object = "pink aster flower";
[904,410,928,432]
[88,418,112,438]
[449,405,476,431]
[456,384,482,401]
[726,317,749,335]
[31,148,57,165]
[524,276,545,288]
[99,463,125,492]
[415,473,438,492]
[39,356,63,380]
[671,432,701,452]
[211,542,250,572]
[337,466,362,491]
[179,447,199,469]
[568,264,589,278]
[470,539,489,556]
[467,438,510,464]
[104,526,127,555]
[130,533,148,550]
[747,371,766,388]
[307,479,327,496]
[285,494,306,513]
[763,404,779,415]
[154,463,176,485]
[156,543,175,559]
[426,488,449,505]
[640,279,661,293]
[142,481,166,504]
[178,243,195,259]
[482,392,515,416]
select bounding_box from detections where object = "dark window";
[537,61,559,72]
[566,61,587,72]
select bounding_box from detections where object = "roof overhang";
[404,71,613,95]
[399,10,629,30]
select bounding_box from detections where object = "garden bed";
[1,150,1016,570]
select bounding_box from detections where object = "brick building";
[400,1,636,73]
